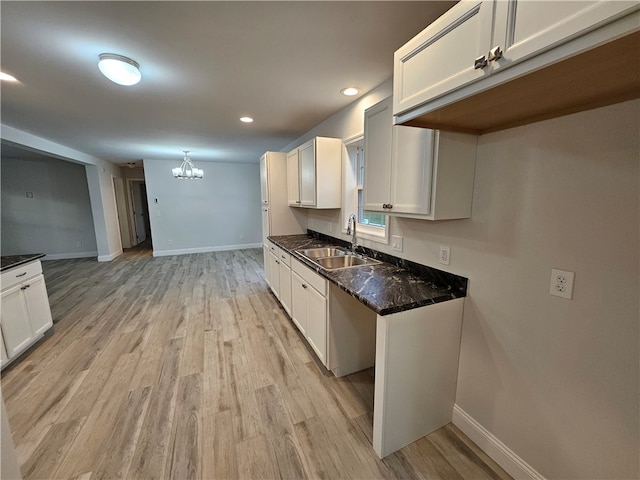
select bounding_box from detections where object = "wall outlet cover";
[439,246,450,266]
[550,268,575,299]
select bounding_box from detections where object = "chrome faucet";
[346,213,357,254]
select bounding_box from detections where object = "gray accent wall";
[143,159,262,256]
[1,156,98,258]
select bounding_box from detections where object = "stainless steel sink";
[315,254,381,269]
[297,247,348,259]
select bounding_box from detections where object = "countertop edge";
[0,254,46,272]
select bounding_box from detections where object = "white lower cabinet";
[291,272,308,336]
[0,260,53,369]
[290,258,328,366]
[277,251,292,316]
[0,329,8,368]
[266,241,293,316]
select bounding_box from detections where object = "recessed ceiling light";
[341,87,360,96]
[240,116,254,123]
[98,53,141,86]
[0,72,18,82]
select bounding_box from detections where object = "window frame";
[343,135,389,245]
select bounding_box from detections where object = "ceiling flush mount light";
[98,53,141,86]
[240,116,254,123]
[172,151,203,179]
[0,72,18,82]
[341,87,360,96]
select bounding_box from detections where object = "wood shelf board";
[402,31,640,135]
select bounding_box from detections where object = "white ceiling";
[0,1,455,166]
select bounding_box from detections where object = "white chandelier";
[172,151,204,179]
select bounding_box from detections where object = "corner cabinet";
[0,260,53,369]
[287,137,342,209]
[394,0,640,133]
[364,96,477,220]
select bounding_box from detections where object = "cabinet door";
[393,0,493,116]
[261,206,270,244]
[299,140,316,206]
[306,286,327,366]
[363,98,393,213]
[0,285,33,357]
[23,274,53,337]
[263,245,271,287]
[287,149,300,206]
[492,0,638,71]
[290,271,308,336]
[259,154,269,204]
[1,329,8,367]
[390,127,435,215]
[278,262,292,316]
[269,251,280,299]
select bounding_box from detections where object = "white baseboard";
[152,243,262,257]
[97,249,123,262]
[41,251,98,261]
[452,405,545,480]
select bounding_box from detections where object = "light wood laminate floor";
[2,247,511,480]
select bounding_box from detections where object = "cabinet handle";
[275,260,280,265]
[16,272,27,278]
[387,204,393,209]
[21,284,30,290]
[296,200,301,204]
[488,46,503,62]
[301,284,307,289]
[474,55,488,69]
[281,256,286,260]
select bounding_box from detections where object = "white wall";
[1,125,124,261]
[285,92,639,479]
[143,159,262,256]
[1,156,98,258]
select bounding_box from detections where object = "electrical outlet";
[439,246,450,266]
[392,235,403,252]
[550,268,575,299]
[76,241,83,248]
[168,239,173,245]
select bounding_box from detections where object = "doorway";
[129,180,151,246]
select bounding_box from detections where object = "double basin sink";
[297,246,381,270]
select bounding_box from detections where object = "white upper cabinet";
[492,0,637,71]
[363,99,393,213]
[364,96,477,220]
[393,0,494,117]
[393,0,640,132]
[287,137,342,209]
[286,149,300,206]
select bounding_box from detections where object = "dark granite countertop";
[268,232,467,316]
[1,254,46,272]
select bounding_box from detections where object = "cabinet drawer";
[291,258,326,296]
[277,248,291,267]
[1,261,43,291]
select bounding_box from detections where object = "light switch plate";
[392,235,403,252]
